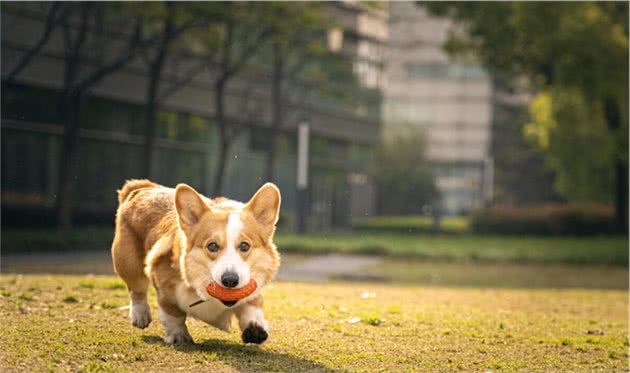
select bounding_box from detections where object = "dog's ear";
[175,184,208,229]
[245,183,281,227]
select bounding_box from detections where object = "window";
[405,63,488,81]
[311,135,346,162]
[248,127,296,155]
[85,98,112,131]
[1,83,61,124]
[158,110,179,140]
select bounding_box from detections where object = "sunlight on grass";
[0,275,627,372]
[275,234,628,265]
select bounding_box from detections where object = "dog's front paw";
[130,302,152,329]
[164,330,193,345]
[242,322,268,344]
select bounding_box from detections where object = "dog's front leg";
[158,303,192,344]
[235,295,268,344]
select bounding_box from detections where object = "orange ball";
[206,279,257,301]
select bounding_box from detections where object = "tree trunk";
[614,159,628,233]
[141,10,174,179]
[55,3,89,228]
[142,84,158,178]
[55,90,84,228]
[212,78,228,196]
[265,41,283,183]
[213,137,229,196]
[142,59,163,178]
[604,97,628,233]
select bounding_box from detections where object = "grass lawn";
[276,234,628,266]
[355,259,628,290]
[1,275,628,372]
[3,228,627,266]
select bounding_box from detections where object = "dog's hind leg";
[111,224,152,329]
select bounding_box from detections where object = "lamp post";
[295,121,310,233]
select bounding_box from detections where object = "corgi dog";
[111,179,281,345]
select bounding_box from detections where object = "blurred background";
[1,2,628,289]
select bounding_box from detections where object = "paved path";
[1,251,382,282]
[277,254,381,282]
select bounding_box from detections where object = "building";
[383,2,493,214]
[1,2,386,230]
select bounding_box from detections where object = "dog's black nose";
[221,272,239,288]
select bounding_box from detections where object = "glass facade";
[405,63,488,81]
[1,83,373,228]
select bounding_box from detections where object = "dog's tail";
[117,179,158,204]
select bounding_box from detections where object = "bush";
[470,204,616,235]
[352,215,469,234]
[371,131,439,215]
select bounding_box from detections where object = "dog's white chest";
[175,283,233,331]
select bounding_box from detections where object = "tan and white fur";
[111,179,281,345]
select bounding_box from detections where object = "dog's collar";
[189,299,206,308]
[189,299,237,308]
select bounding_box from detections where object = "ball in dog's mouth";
[206,279,258,306]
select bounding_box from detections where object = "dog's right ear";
[175,184,208,229]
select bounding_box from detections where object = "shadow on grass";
[142,335,337,372]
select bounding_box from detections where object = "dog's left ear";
[245,183,281,227]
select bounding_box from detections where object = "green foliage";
[423,2,629,204]
[470,204,616,236]
[276,233,628,265]
[525,89,615,202]
[62,295,79,303]
[2,227,627,265]
[371,132,439,215]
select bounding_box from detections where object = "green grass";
[353,259,628,289]
[352,215,469,234]
[3,228,628,265]
[1,275,628,372]
[276,234,629,266]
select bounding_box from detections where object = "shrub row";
[352,215,469,234]
[470,204,617,235]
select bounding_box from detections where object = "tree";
[372,131,438,215]
[57,4,156,228]
[525,88,615,203]
[132,2,222,178]
[3,3,158,227]
[424,2,629,231]
[132,2,206,179]
[193,3,273,195]
[491,78,558,205]
[3,3,67,83]
[261,2,326,183]
[139,3,178,179]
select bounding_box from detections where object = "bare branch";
[158,59,208,101]
[4,2,62,82]
[224,26,273,79]
[78,17,159,92]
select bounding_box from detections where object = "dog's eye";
[239,241,250,252]
[207,242,220,252]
